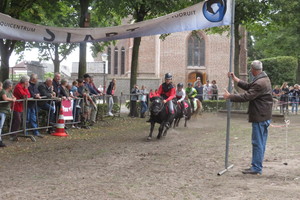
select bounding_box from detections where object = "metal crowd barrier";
[0,97,84,142]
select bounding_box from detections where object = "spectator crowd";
[272,82,300,114]
[0,72,110,148]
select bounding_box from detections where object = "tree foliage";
[248,0,300,81]
[0,0,46,81]
[260,56,298,86]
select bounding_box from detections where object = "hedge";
[202,100,248,112]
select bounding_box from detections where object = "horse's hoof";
[147,137,152,141]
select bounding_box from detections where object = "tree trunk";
[130,37,141,91]
[78,0,89,79]
[0,39,16,82]
[233,23,242,91]
[78,43,87,78]
[129,5,146,115]
[129,37,141,116]
[234,23,240,79]
[54,43,60,73]
[0,52,10,82]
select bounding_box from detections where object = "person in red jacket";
[157,73,176,112]
[10,75,31,141]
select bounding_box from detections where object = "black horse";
[173,100,192,128]
[147,96,176,140]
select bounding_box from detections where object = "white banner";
[0,0,231,43]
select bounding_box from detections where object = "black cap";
[83,73,90,79]
[77,78,84,83]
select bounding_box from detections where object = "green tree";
[35,0,78,73]
[233,0,271,78]
[44,72,54,79]
[260,56,298,86]
[248,0,300,82]
[13,0,79,74]
[0,0,41,81]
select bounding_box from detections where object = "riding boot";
[165,112,174,128]
[183,109,187,118]
[190,101,194,113]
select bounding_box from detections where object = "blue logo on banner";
[203,0,227,22]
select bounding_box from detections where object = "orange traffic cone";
[51,107,68,137]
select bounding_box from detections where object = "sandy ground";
[0,112,299,200]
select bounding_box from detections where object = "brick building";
[94,30,247,96]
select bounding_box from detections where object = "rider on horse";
[156,73,176,127]
[186,82,197,112]
[176,83,187,116]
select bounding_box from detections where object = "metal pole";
[218,0,235,176]
[103,61,107,104]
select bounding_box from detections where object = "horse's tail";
[193,99,202,117]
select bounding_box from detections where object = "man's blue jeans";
[0,112,6,141]
[291,98,299,113]
[39,103,56,123]
[251,120,270,173]
[140,101,148,114]
[27,107,39,135]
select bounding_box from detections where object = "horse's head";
[150,96,164,115]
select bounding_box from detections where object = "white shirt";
[176,89,186,102]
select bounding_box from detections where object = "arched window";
[114,47,118,75]
[107,47,111,74]
[121,47,125,75]
[187,34,205,67]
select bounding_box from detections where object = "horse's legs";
[184,118,187,127]
[176,118,181,127]
[162,126,169,137]
[173,118,178,128]
[157,123,164,139]
[147,122,155,140]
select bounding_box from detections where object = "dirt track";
[0,113,299,200]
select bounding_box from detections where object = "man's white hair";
[251,60,263,70]
[30,73,38,81]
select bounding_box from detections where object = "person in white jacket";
[176,83,186,116]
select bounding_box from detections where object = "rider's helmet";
[188,82,193,87]
[165,73,172,80]
[177,83,184,88]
